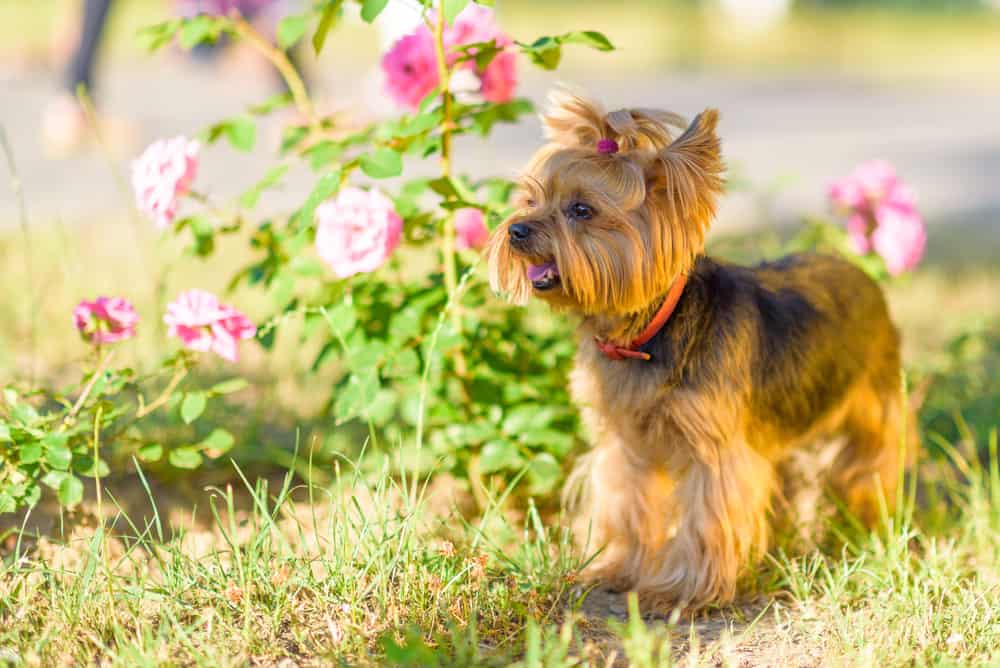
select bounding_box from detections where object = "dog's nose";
[509,223,532,241]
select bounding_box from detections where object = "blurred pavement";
[2,59,1000,233]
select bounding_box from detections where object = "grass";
[1,426,999,665]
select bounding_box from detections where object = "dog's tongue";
[527,262,558,282]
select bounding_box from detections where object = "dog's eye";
[567,202,595,220]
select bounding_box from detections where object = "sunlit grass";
[2,423,999,665]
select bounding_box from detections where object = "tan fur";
[488,92,913,611]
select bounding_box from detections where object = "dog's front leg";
[634,438,776,610]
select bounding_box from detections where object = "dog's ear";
[540,90,606,148]
[648,109,725,235]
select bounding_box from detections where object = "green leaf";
[527,453,562,495]
[45,443,73,471]
[473,42,503,69]
[384,348,420,378]
[180,392,207,424]
[560,30,615,51]
[41,470,70,489]
[365,388,397,426]
[169,447,203,469]
[502,405,555,434]
[347,340,388,372]
[188,215,215,257]
[77,457,110,478]
[299,170,342,227]
[427,176,461,199]
[137,443,163,462]
[469,99,534,135]
[305,141,343,171]
[360,0,390,23]
[249,91,293,116]
[58,476,84,507]
[280,125,309,154]
[209,378,249,395]
[277,14,308,49]
[179,15,219,50]
[136,19,182,52]
[225,115,257,152]
[312,0,344,54]
[201,428,235,456]
[399,110,443,138]
[270,272,295,307]
[480,440,522,473]
[240,164,289,209]
[321,302,357,340]
[334,369,380,424]
[23,484,41,507]
[359,148,403,179]
[520,429,574,456]
[0,491,15,514]
[290,256,324,277]
[443,0,470,24]
[520,37,562,70]
[0,423,10,442]
[388,307,423,343]
[19,442,42,464]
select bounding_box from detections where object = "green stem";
[135,364,189,419]
[65,349,115,425]
[230,14,318,132]
[432,3,466,375]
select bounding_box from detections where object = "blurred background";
[3,0,1000,236]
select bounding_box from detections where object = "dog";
[486,92,912,610]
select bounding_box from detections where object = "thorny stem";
[136,364,190,419]
[230,13,318,132]
[432,2,466,375]
[66,349,116,423]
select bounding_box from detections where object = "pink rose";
[164,289,256,362]
[871,205,926,276]
[828,160,900,213]
[74,296,139,344]
[132,136,199,229]
[845,213,871,254]
[315,187,402,278]
[382,30,440,110]
[454,208,489,250]
[478,48,517,103]
[381,4,517,110]
[448,5,518,103]
[828,160,925,274]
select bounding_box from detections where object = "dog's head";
[486,92,724,316]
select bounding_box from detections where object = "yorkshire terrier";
[486,92,912,610]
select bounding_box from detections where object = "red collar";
[594,274,689,361]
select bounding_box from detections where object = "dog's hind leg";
[830,375,911,527]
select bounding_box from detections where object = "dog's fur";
[486,92,912,610]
